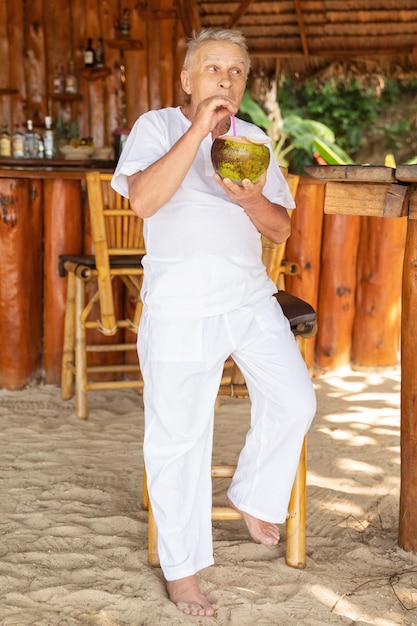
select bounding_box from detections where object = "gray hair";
[183,28,250,77]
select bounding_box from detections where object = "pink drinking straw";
[231,113,236,136]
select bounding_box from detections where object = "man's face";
[181,40,248,109]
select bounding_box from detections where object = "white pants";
[138,295,316,581]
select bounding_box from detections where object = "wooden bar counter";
[305,164,417,557]
[0,159,114,389]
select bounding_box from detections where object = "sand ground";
[1,365,417,626]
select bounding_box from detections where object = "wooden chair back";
[85,171,145,334]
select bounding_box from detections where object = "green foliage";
[278,77,378,156]
[279,114,352,166]
[238,90,352,174]
[278,76,417,166]
[239,90,273,129]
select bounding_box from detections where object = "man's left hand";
[214,172,266,209]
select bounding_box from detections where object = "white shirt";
[111,107,295,318]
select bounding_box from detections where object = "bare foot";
[166,575,215,617]
[227,497,280,546]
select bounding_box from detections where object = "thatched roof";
[174,0,417,79]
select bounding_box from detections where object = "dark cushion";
[274,291,317,336]
[58,253,143,277]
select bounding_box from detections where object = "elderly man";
[111,28,316,617]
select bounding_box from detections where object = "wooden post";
[43,178,84,384]
[315,213,361,369]
[399,217,417,552]
[0,178,43,388]
[352,216,406,367]
[285,179,325,368]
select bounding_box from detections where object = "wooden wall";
[0,0,187,149]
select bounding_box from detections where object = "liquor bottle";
[24,120,37,158]
[0,123,12,157]
[95,37,105,68]
[118,8,130,39]
[84,38,95,68]
[36,133,45,159]
[53,64,65,94]
[12,124,25,158]
[43,116,55,159]
[65,60,78,94]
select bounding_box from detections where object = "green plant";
[238,90,352,174]
[278,77,379,156]
[55,117,79,143]
[277,76,417,165]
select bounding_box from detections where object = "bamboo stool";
[59,171,145,419]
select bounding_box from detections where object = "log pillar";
[399,217,417,552]
[315,213,361,369]
[285,178,325,368]
[352,216,407,367]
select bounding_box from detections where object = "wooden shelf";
[107,38,143,50]
[80,67,112,81]
[51,92,83,102]
[0,88,19,96]
[138,9,177,20]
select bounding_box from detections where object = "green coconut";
[211,135,271,184]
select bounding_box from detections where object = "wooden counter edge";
[304,164,396,183]
[0,161,115,180]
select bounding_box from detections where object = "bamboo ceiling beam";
[227,0,256,29]
[293,0,310,57]
[250,46,414,58]
[174,0,201,38]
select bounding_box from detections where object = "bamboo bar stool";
[144,225,318,570]
[59,171,145,419]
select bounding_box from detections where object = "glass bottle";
[53,64,65,94]
[118,9,130,39]
[24,119,37,158]
[12,124,25,158]
[95,37,105,68]
[65,60,78,94]
[43,116,55,159]
[0,123,12,157]
[36,133,44,159]
[84,38,95,68]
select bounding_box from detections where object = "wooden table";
[306,164,417,554]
